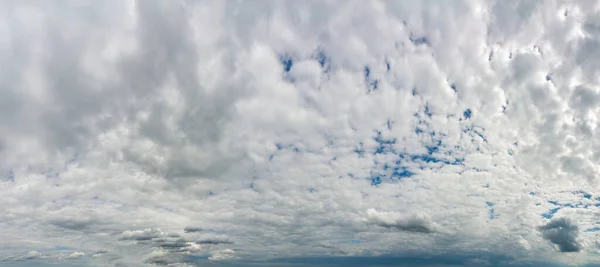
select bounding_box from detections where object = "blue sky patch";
[410,35,429,46]
[463,109,472,119]
[280,54,293,72]
[364,66,379,92]
[370,176,382,186]
[391,166,414,179]
[486,202,496,220]
[424,104,433,118]
[542,207,560,219]
[354,142,365,157]
[314,49,329,71]
[585,227,600,232]
[373,131,397,155]
[573,190,592,199]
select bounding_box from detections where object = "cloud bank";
[2,0,600,266]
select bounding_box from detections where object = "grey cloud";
[366,209,436,234]
[374,217,434,234]
[155,238,191,251]
[538,218,581,253]
[195,237,234,245]
[119,229,162,241]
[144,252,187,267]
[184,226,203,233]
[569,85,600,113]
[91,250,107,257]
[5,0,600,265]
[49,217,98,231]
[118,228,234,258]
[0,0,244,181]
[575,38,600,84]
[168,233,182,238]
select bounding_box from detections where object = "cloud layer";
[2,0,600,266]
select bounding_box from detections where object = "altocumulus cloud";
[2,0,600,266]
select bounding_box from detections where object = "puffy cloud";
[61,252,85,260]
[144,249,187,266]
[208,249,236,261]
[24,251,44,260]
[2,0,600,266]
[366,208,437,233]
[538,218,582,253]
[119,229,163,241]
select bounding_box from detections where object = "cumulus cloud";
[2,0,600,266]
[119,229,163,241]
[61,251,85,260]
[538,218,582,253]
[208,249,236,261]
[114,227,234,265]
[145,249,188,266]
[366,208,437,233]
[24,251,44,260]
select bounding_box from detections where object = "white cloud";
[119,229,164,241]
[208,249,236,261]
[2,0,600,266]
[62,252,85,260]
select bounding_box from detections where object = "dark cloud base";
[537,218,582,253]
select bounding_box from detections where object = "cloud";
[61,252,85,260]
[183,227,203,233]
[24,251,44,260]
[208,249,236,261]
[144,249,187,266]
[2,0,600,266]
[153,238,191,251]
[115,228,234,265]
[538,218,582,253]
[366,208,437,233]
[91,250,107,258]
[119,229,163,241]
[195,237,234,245]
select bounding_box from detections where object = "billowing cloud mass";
[538,218,582,253]
[2,0,600,266]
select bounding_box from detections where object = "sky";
[1,0,600,266]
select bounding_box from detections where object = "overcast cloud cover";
[2,0,600,266]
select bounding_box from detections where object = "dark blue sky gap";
[280,54,293,72]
